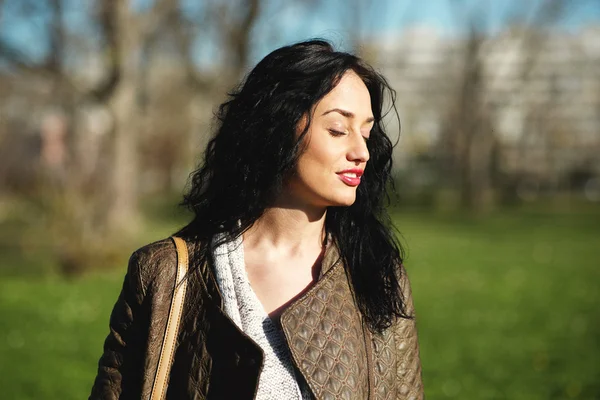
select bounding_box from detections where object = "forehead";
[314,71,373,117]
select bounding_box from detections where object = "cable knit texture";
[211,232,312,400]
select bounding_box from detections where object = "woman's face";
[285,70,374,209]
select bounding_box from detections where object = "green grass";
[397,209,600,399]
[0,274,122,399]
[0,209,599,399]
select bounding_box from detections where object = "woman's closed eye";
[328,128,346,137]
[329,129,370,144]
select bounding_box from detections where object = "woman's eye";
[328,129,346,137]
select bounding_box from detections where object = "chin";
[326,192,357,207]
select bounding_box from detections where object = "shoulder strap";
[149,236,189,400]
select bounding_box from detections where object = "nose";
[347,133,370,163]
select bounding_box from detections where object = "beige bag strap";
[149,236,189,400]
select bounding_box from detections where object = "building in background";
[373,25,600,200]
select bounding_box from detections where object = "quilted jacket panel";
[281,263,370,400]
[89,237,424,399]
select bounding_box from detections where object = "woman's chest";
[172,262,400,399]
[244,251,324,317]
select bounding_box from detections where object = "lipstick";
[336,168,364,187]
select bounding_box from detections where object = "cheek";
[303,133,340,167]
[296,144,337,181]
[295,154,326,184]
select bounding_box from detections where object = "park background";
[1,0,599,398]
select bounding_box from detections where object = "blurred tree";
[440,28,496,212]
[0,0,272,274]
[167,0,264,172]
[0,0,177,228]
[437,0,582,212]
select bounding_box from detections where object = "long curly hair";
[176,39,409,332]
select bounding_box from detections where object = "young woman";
[90,39,423,400]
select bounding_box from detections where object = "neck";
[243,204,327,255]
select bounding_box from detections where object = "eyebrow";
[322,108,375,123]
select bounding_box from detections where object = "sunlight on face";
[285,70,374,209]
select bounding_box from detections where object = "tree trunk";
[106,1,142,233]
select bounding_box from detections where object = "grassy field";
[1,209,599,399]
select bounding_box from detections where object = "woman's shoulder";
[130,237,177,262]
[126,238,179,297]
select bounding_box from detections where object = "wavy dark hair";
[176,39,409,332]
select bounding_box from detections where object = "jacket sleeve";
[89,250,149,400]
[394,265,424,400]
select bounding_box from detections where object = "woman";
[90,39,423,400]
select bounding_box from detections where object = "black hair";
[176,39,409,332]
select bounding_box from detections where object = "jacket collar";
[188,235,369,398]
[196,233,343,307]
[280,246,370,399]
[319,234,342,278]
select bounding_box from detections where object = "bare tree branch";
[87,0,121,101]
[47,0,65,73]
[169,4,215,92]
[138,0,179,37]
[169,0,265,92]
[227,0,261,76]
[0,38,39,71]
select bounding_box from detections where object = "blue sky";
[248,0,600,63]
[1,0,599,65]
[274,0,600,38]
[379,0,600,34]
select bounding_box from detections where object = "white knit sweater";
[211,233,312,400]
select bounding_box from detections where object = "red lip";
[336,168,364,187]
[336,168,364,177]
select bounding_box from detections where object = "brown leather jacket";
[89,237,424,399]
